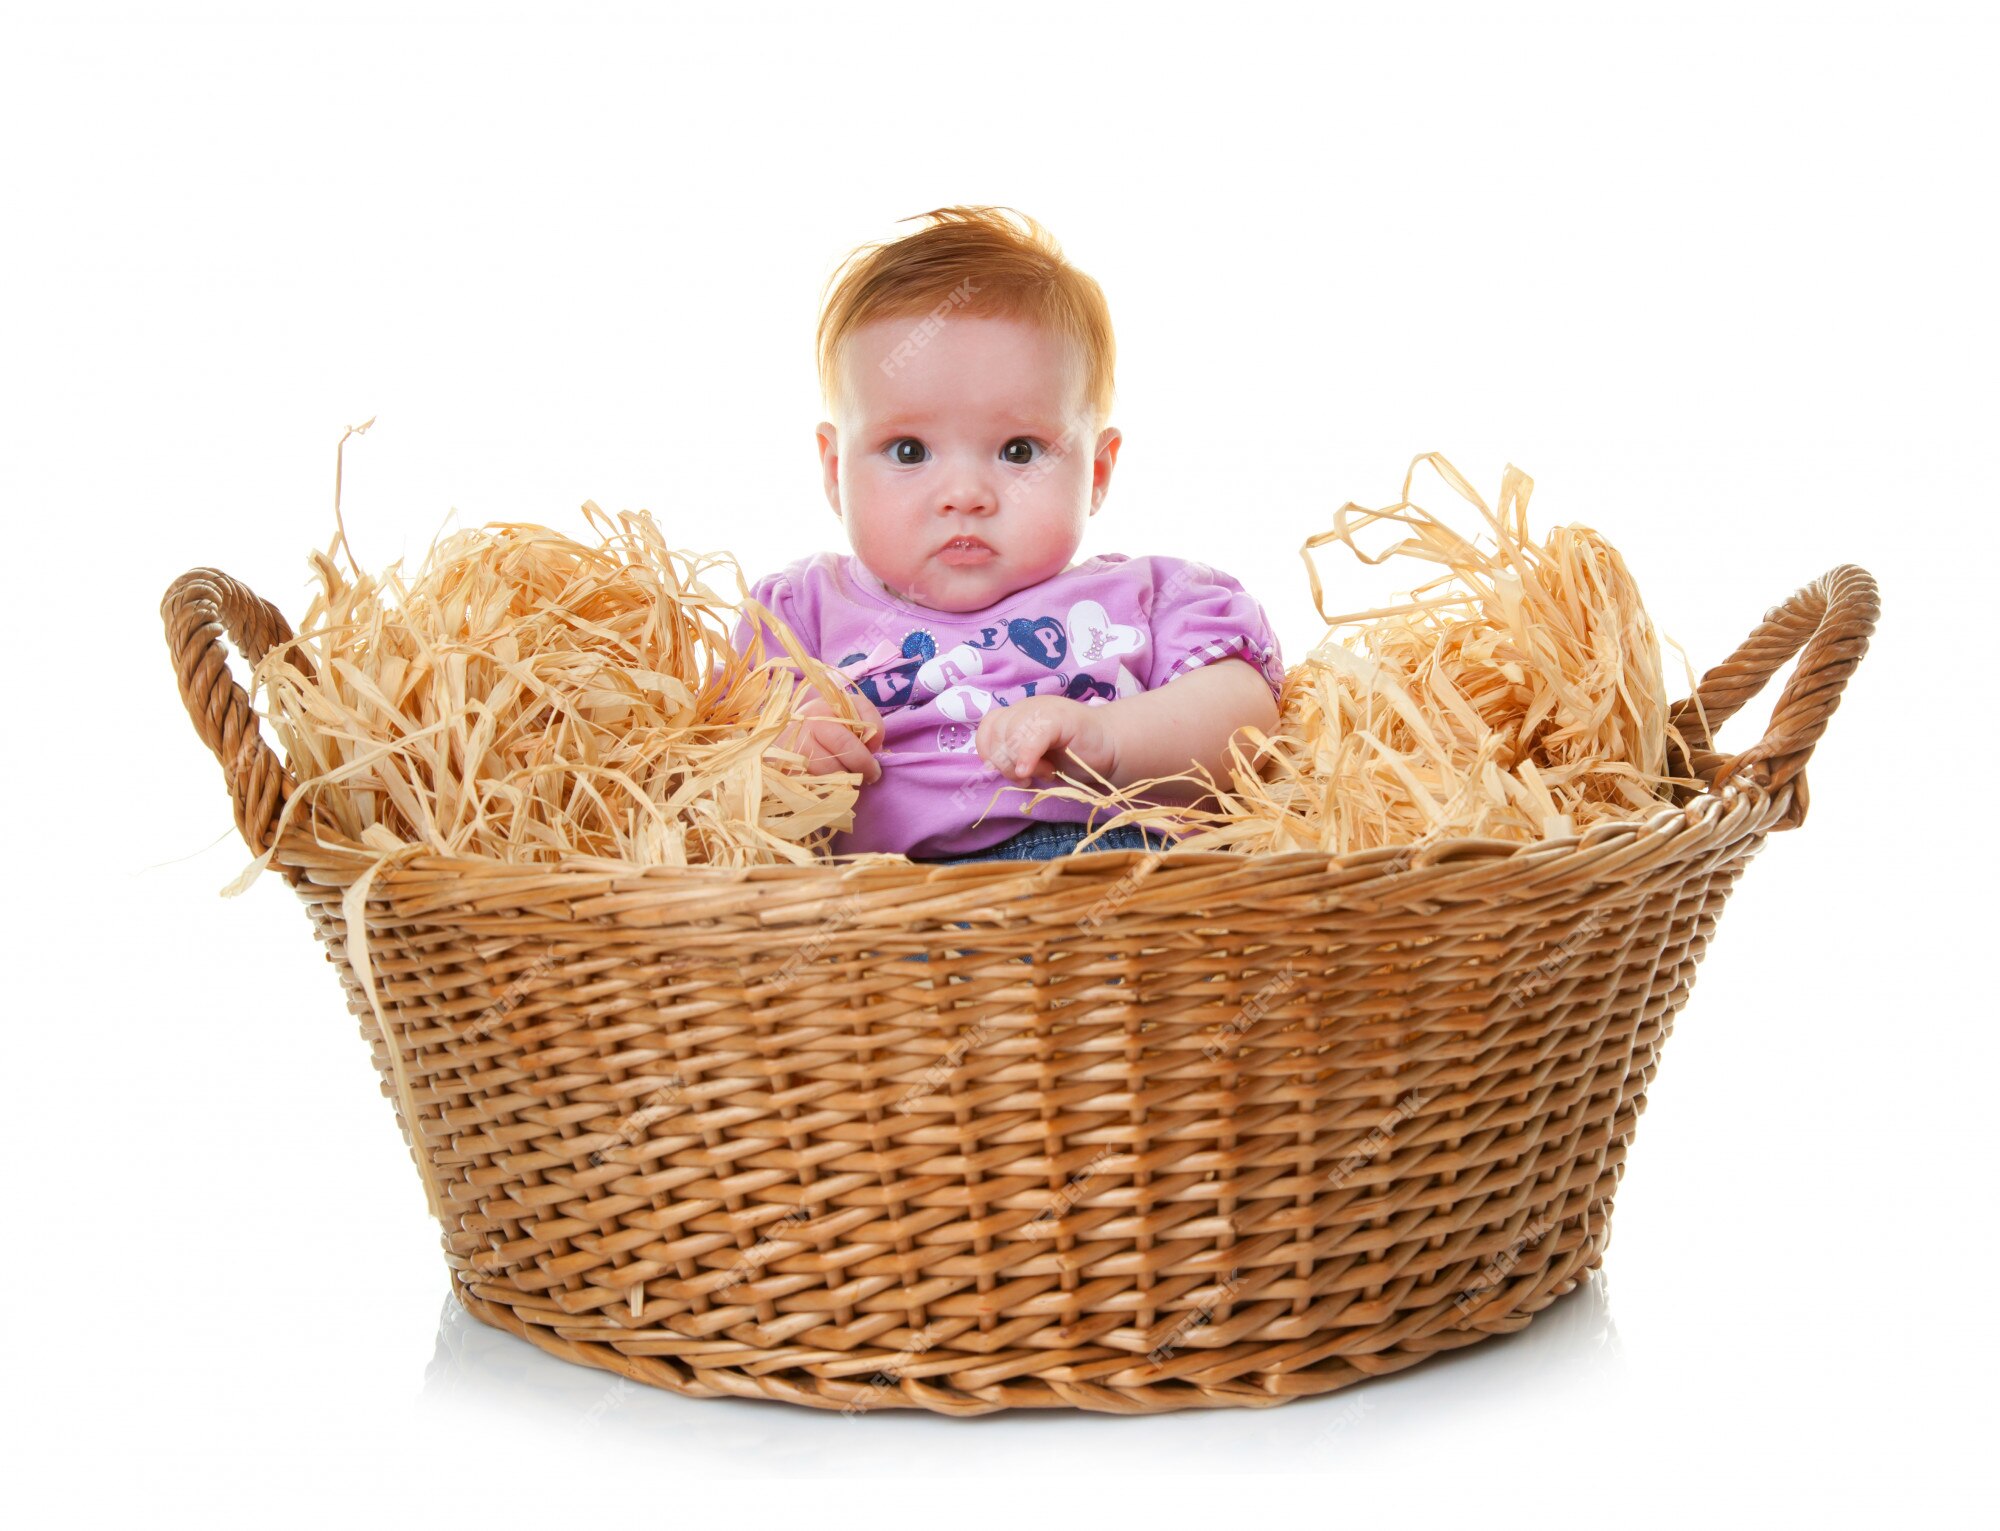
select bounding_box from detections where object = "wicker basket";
[162,563,1878,1416]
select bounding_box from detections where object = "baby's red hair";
[815,205,1116,431]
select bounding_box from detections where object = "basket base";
[445,1234,1607,1417]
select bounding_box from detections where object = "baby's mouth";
[937,536,996,564]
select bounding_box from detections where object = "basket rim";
[267,774,1787,908]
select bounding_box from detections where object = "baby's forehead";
[837,313,1093,425]
[851,396,1085,434]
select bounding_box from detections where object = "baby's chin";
[875,560,1031,612]
[888,548,1086,612]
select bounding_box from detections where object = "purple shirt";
[726,550,1287,858]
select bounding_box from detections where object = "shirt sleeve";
[728,567,817,679]
[1144,557,1288,702]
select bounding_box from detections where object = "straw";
[228,499,900,886]
[1018,453,1707,855]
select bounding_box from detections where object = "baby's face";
[817,312,1119,612]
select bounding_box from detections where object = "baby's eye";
[1001,437,1044,465]
[888,437,928,465]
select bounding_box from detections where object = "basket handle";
[161,568,309,859]
[1667,563,1879,831]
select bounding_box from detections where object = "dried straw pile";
[225,501,892,893]
[1034,453,1705,855]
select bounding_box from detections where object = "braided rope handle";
[161,568,310,862]
[165,569,446,1218]
[1667,564,1879,831]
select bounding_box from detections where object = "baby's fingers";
[797,681,882,746]
[792,687,839,720]
[851,691,887,748]
[994,718,1056,781]
[814,720,883,784]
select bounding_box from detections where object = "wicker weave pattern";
[163,564,1878,1414]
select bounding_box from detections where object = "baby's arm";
[976,560,1285,806]
[974,660,1277,808]
[1095,659,1278,806]
[730,575,886,784]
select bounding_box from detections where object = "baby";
[731,205,1287,864]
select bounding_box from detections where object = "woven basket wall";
[162,563,1877,1415]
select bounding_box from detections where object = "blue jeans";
[900,820,1175,964]
[917,818,1177,864]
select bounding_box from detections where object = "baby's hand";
[778,683,886,784]
[974,696,1115,786]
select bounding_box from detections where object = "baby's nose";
[938,469,998,514]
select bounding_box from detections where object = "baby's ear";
[816,420,842,516]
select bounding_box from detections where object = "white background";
[6,0,1994,1521]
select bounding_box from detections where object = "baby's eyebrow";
[871,412,1065,434]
